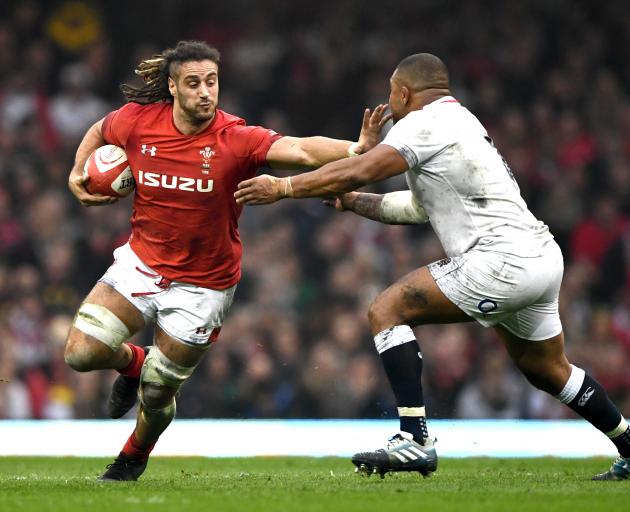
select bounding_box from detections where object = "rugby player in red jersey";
[65,40,390,481]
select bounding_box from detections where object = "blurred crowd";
[0,0,629,422]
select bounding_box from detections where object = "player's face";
[170,60,219,124]
[388,72,407,123]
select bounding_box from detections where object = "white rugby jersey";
[382,96,554,257]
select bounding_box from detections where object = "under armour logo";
[578,387,595,406]
[195,327,208,335]
[141,144,157,156]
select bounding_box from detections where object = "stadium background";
[0,0,629,425]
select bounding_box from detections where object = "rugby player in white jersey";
[235,53,630,481]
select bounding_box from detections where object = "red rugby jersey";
[102,102,282,289]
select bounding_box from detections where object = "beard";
[178,94,216,125]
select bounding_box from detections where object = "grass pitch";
[0,457,627,512]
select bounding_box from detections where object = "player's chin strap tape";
[380,190,429,225]
[140,346,196,390]
[374,325,417,354]
[73,303,130,351]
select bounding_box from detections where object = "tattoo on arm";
[348,193,385,222]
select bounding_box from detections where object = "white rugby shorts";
[99,243,236,346]
[428,241,564,340]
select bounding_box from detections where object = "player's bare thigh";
[65,282,145,360]
[494,325,571,394]
[368,266,473,335]
[154,325,208,368]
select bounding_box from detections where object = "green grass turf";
[0,457,627,512]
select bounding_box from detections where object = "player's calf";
[99,390,177,482]
[101,346,198,481]
[554,365,630,467]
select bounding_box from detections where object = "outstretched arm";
[235,144,408,204]
[331,191,429,225]
[265,105,391,169]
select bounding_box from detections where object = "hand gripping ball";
[83,145,135,197]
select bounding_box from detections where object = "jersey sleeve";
[101,102,145,148]
[381,111,450,168]
[232,125,283,168]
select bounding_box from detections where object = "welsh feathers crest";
[200,146,214,172]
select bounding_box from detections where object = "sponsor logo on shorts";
[477,299,498,313]
[195,326,222,343]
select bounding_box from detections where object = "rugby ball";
[83,145,135,197]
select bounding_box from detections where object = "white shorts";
[428,241,564,341]
[99,243,236,346]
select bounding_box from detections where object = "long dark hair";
[120,40,221,104]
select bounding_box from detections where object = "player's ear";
[401,86,410,105]
[167,76,176,97]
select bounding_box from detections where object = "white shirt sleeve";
[381,110,451,168]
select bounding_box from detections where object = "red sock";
[122,431,155,460]
[118,343,146,378]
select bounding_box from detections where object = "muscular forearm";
[69,120,106,180]
[298,137,356,167]
[287,145,409,198]
[290,157,370,197]
[235,144,408,206]
[342,192,385,222]
[342,190,430,225]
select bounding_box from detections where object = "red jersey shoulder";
[220,120,282,160]
[214,110,246,131]
[103,102,172,147]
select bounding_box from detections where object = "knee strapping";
[140,346,196,390]
[139,347,194,418]
[141,382,175,410]
[73,303,130,351]
[140,394,176,422]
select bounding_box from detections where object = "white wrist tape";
[282,176,294,197]
[380,190,429,224]
[347,142,360,157]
